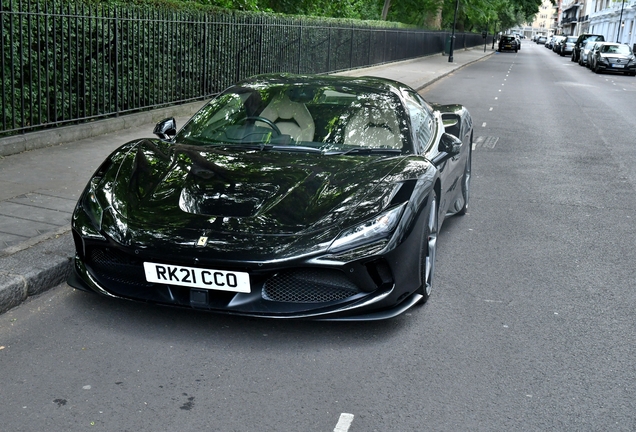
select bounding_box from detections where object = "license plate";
[143,262,250,293]
[612,64,625,68]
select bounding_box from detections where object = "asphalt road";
[2,44,636,431]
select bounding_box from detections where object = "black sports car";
[69,74,473,321]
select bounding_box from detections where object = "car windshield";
[600,44,631,55]
[176,81,411,154]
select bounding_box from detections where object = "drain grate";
[473,136,499,149]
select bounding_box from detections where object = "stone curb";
[0,233,74,314]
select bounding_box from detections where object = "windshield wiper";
[325,147,403,156]
[270,145,322,154]
[194,142,274,151]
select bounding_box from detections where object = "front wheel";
[457,134,472,216]
[417,192,438,305]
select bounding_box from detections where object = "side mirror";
[438,132,462,156]
[153,117,177,140]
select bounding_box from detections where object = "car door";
[402,90,464,213]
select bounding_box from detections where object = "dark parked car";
[572,34,605,62]
[560,36,577,56]
[498,35,519,52]
[68,74,474,321]
[591,42,636,75]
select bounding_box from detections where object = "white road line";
[334,413,355,432]
[481,122,487,127]
[489,107,493,111]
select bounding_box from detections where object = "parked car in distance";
[498,35,519,52]
[552,36,566,54]
[578,39,598,66]
[591,42,636,75]
[536,35,547,45]
[545,35,555,49]
[572,34,605,62]
[560,36,577,56]
[587,41,605,69]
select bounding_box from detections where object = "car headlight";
[328,203,407,253]
[598,56,608,64]
[83,178,105,231]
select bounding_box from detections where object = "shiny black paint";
[69,74,473,320]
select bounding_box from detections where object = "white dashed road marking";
[334,413,355,432]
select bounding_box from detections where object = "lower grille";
[262,269,361,303]
[88,248,152,287]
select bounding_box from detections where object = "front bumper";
[68,226,425,321]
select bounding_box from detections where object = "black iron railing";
[1,0,485,136]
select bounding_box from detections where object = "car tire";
[571,53,577,62]
[594,64,601,74]
[457,133,472,216]
[416,191,438,305]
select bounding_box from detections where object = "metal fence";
[1,0,485,136]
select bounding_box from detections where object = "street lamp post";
[449,0,459,62]
[616,0,625,42]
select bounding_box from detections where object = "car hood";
[102,139,409,247]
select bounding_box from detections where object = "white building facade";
[588,0,636,47]
[516,0,635,47]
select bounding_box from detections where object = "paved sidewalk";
[0,47,494,314]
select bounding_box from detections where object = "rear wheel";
[417,192,438,305]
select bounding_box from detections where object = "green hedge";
[1,0,479,135]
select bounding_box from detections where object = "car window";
[177,83,411,152]
[402,90,436,154]
[601,44,631,54]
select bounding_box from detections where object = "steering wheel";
[244,116,281,136]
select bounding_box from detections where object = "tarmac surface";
[0,47,494,314]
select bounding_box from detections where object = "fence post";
[114,7,118,116]
[350,25,354,70]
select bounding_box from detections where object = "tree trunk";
[381,0,391,20]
